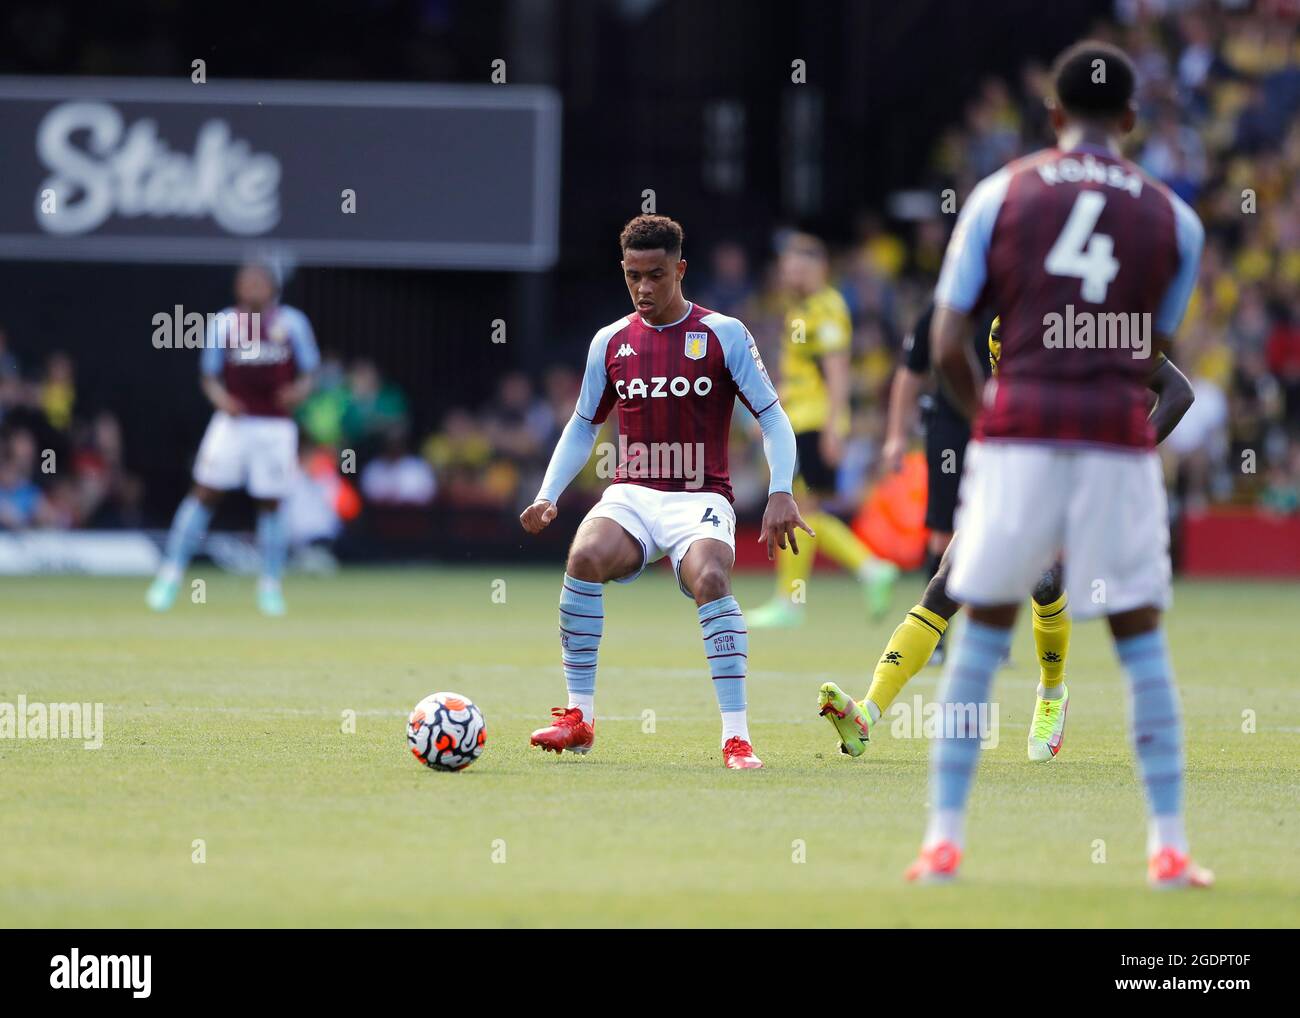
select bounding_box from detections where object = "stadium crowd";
[0,331,143,531]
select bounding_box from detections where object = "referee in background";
[878,301,993,663]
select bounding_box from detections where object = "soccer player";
[878,302,995,664]
[819,313,1194,762]
[145,262,319,616]
[906,41,1212,887]
[749,233,896,628]
[519,214,807,769]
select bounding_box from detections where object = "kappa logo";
[615,343,637,358]
[684,331,708,360]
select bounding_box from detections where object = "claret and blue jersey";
[199,303,320,418]
[542,302,792,504]
[935,145,1204,449]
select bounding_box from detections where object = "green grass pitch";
[1,566,1295,927]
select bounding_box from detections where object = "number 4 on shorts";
[701,507,721,527]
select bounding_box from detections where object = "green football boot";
[817,681,873,757]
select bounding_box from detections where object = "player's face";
[778,249,821,293]
[622,248,685,323]
[235,267,276,310]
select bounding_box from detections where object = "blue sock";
[926,619,1012,847]
[256,507,287,582]
[698,595,749,744]
[559,575,603,720]
[1116,629,1185,849]
[162,495,213,576]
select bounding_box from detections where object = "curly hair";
[619,214,684,258]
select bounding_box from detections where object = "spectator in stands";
[698,241,757,318]
[73,411,143,527]
[0,429,52,530]
[423,409,514,509]
[40,352,75,432]
[1266,297,1300,433]
[298,351,350,448]
[361,427,437,507]
[341,359,408,453]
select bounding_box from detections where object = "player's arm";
[521,330,612,535]
[881,367,925,473]
[1144,195,1205,445]
[931,170,1008,422]
[931,308,983,421]
[199,319,244,416]
[1146,350,1194,444]
[278,309,321,410]
[723,319,814,559]
[881,306,934,473]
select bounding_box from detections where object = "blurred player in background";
[146,262,319,616]
[749,233,896,628]
[908,41,1211,888]
[820,310,1194,762]
[519,214,807,769]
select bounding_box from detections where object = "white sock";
[1148,815,1188,855]
[1037,682,1064,701]
[259,576,281,594]
[865,700,882,725]
[720,710,749,745]
[924,808,965,850]
[158,562,181,585]
[567,693,595,723]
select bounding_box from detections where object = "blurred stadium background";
[1,0,1298,577]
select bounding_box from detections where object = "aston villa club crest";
[685,331,707,360]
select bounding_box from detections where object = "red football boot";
[722,736,763,769]
[530,706,594,755]
[1148,847,1214,889]
[904,840,962,883]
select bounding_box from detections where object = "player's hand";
[276,379,312,410]
[216,392,246,417]
[880,433,907,475]
[758,491,815,560]
[520,499,558,535]
[819,429,844,467]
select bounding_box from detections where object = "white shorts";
[193,411,298,500]
[583,483,736,598]
[947,441,1171,621]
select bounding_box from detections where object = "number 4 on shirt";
[1045,191,1120,303]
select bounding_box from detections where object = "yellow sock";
[864,605,948,715]
[807,510,871,574]
[775,529,816,605]
[1031,591,1071,689]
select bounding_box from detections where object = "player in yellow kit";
[751,233,896,628]
[820,316,1196,761]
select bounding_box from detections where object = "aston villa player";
[519,214,807,769]
[910,41,1210,888]
[146,262,319,617]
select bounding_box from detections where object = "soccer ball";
[408,691,486,772]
